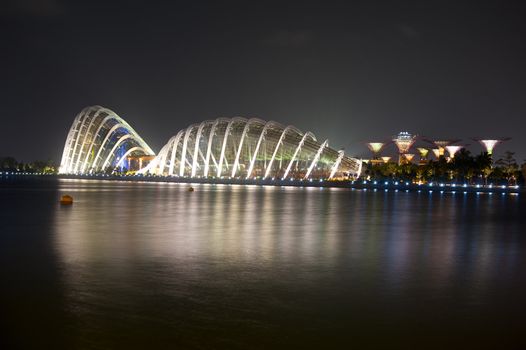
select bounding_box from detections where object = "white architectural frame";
[59,106,154,174]
[283,132,317,179]
[329,150,345,179]
[304,140,328,179]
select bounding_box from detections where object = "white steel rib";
[179,124,197,176]
[204,118,224,177]
[304,140,328,179]
[329,150,345,179]
[217,117,246,177]
[231,118,264,178]
[73,108,103,173]
[246,122,276,179]
[263,125,300,179]
[168,131,184,175]
[283,132,316,179]
[191,121,211,177]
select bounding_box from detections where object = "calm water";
[1,178,525,349]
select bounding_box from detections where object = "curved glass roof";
[59,106,154,174]
[140,118,361,180]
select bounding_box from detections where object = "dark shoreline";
[1,173,521,194]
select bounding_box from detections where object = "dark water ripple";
[1,178,525,349]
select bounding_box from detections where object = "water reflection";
[49,179,525,347]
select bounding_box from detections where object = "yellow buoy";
[60,195,73,205]
[188,186,194,192]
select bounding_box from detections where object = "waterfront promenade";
[1,173,520,194]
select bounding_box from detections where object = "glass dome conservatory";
[59,106,362,180]
[140,118,361,180]
[59,106,154,174]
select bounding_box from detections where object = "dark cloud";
[3,0,64,17]
[1,1,525,162]
[263,30,314,48]
[397,24,421,40]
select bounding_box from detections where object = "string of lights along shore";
[367,132,510,166]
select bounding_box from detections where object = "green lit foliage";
[0,157,57,174]
[364,150,523,185]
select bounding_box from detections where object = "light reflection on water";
[1,178,525,348]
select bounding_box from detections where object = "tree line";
[364,150,525,185]
[2,151,525,185]
[0,157,57,174]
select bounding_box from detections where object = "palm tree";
[475,152,492,185]
[451,149,474,183]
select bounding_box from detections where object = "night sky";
[2,0,525,163]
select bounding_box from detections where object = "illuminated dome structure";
[59,106,154,174]
[140,118,362,180]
